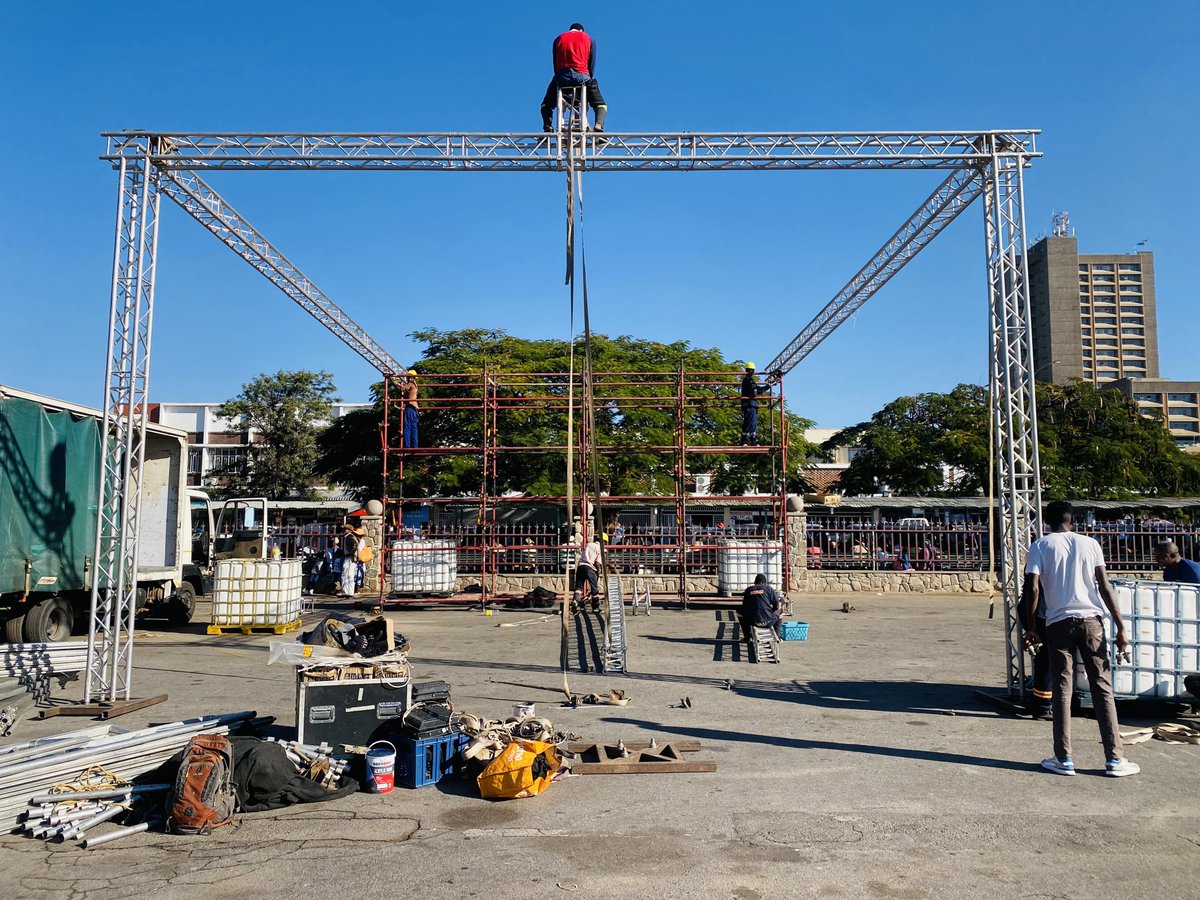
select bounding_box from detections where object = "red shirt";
[553,30,594,76]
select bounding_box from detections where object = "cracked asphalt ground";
[2,594,1197,899]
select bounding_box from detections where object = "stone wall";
[796,571,998,594]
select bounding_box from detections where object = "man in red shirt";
[539,23,608,133]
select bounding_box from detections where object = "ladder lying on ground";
[602,572,627,674]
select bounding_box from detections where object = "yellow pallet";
[207,619,303,636]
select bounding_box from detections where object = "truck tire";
[4,613,25,644]
[23,596,75,643]
[168,582,197,627]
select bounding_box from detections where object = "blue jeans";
[540,70,606,129]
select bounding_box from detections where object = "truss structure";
[93,128,1041,701]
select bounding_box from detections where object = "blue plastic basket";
[394,733,468,788]
[780,621,810,641]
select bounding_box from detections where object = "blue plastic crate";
[780,621,809,641]
[394,732,468,788]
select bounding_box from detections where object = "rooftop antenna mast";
[1051,210,1072,237]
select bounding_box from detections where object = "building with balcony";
[1027,235,1158,386]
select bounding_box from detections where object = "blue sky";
[1,2,1197,427]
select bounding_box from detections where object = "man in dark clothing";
[539,23,608,133]
[740,574,782,661]
[1155,540,1200,583]
[740,363,770,445]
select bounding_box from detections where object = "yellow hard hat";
[407,369,417,375]
[745,362,756,370]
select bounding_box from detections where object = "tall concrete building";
[1027,236,1158,385]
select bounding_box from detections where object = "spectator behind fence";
[1155,540,1200,583]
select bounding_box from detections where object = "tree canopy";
[317,328,817,501]
[827,380,1200,500]
[215,370,338,500]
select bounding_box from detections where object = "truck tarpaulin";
[0,396,101,596]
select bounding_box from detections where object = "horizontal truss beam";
[157,169,404,376]
[104,131,1039,172]
[765,165,986,376]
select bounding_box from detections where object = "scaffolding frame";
[379,368,787,606]
[94,127,1041,701]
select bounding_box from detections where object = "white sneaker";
[1105,758,1140,777]
[1041,756,1076,776]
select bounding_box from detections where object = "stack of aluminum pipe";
[0,642,90,677]
[266,738,348,789]
[20,784,170,844]
[0,710,256,833]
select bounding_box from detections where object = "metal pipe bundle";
[0,642,91,677]
[0,710,255,832]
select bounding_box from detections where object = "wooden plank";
[38,694,168,720]
[571,760,717,775]
[565,740,703,754]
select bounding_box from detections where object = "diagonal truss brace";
[765,165,985,376]
[157,169,403,376]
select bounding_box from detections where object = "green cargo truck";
[0,385,195,642]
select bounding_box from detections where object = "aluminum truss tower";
[86,145,162,703]
[97,128,1040,700]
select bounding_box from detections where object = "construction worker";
[740,363,770,445]
[400,370,420,448]
[739,574,783,662]
[539,23,607,133]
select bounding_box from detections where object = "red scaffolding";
[379,367,790,605]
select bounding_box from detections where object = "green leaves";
[829,379,1200,500]
[315,328,817,501]
[214,370,338,500]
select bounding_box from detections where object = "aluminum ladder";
[601,572,627,674]
[750,626,780,664]
[630,577,652,616]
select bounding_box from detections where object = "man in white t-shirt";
[1022,500,1138,777]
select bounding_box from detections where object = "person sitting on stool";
[739,573,782,661]
[539,23,608,133]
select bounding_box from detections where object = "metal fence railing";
[805,517,988,571]
[270,515,1197,579]
[806,514,1199,573]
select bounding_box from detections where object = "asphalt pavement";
[1,593,1196,899]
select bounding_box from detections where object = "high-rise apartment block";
[1027,235,1158,386]
[1026,230,1198,448]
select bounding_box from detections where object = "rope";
[49,765,131,810]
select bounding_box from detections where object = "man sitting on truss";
[539,23,608,133]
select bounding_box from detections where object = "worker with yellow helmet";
[740,361,769,446]
[401,369,420,448]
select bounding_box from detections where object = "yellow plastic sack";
[477,739,560,800]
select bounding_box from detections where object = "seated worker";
[739,574,783,661]
[1155,540,1200,583]
[539,23,608,133]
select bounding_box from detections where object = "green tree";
[826,383,989,497]
[829,380,1200,499]
[215,370,338,500]
[316,328,817,501]
[1037,381,1200,500]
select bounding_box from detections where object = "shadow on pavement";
[414,656,996,718]
[599,716,1034,772]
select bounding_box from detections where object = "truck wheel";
[168,582,197,627]
[4,613,25,644]
[23,596,75,643]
